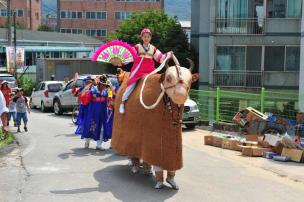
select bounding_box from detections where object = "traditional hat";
[141,28,152,36]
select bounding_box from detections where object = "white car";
[30,81,63,112]
[183,98,200,129]
[0,74,18,91]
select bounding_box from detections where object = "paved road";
[0,110,304,202]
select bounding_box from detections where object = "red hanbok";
[127,44,166,86]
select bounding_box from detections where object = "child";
[119,28,171,114]
[13,89,30,132]
[7,92,17,127]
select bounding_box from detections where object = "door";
[32,82,42,106]
[61,81,74,106]
[55,64,71,81]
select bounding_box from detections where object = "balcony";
[215,18,265,35]
[213,70,263,88]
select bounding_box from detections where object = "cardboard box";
[241,146,253,156]
[246,135,259,142]
[240,145,271,157]
[222,139,241,151]
[204,136,213,146]
[281,148,304,162]
[252,147,271,157]
[213,136,223,147]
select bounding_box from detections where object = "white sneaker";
[131,166,139,174]
[96,146,105,151]
[119,104,125,114]
[84,141,90,149]
[155,181,164,189]
[166,178,179,190]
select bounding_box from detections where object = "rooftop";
[0,28,102,45]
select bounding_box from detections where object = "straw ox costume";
[111,58,199,189]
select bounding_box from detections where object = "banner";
[6,47,25,73]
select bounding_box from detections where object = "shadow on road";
[58,147,118,159]
[51,165,177,202]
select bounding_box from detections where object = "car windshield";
[0,76,16,82]
[48,83,63,92]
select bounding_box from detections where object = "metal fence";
[215,18,265,35]
[189,88,299,123]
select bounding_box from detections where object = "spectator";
[7,92,17,127]
[51,75,55,81]
[0,90,8,137]
[1,80,12,107]
[13,89,30,133]
[64,76,70,85]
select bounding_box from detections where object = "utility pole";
[7,0,12,46]
[13,10,16,77]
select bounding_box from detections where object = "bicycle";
[72,105,80,125]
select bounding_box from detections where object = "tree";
[37,25,53,32]
[107,9,192,67]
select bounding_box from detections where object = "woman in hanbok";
[119,28,172,114]
[81,78,108,150]
[73,77,93,135]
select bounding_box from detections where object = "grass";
[0,132,15,149]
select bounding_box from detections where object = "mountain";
[41,0,192,21]
[165,0,191,21]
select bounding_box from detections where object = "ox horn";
[187,58,194,73]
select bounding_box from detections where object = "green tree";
[37,25,53,32]
[107,9,192,67]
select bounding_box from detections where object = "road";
[0,110,304,202]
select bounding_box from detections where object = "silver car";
[183,98,200,129]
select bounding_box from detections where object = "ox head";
[160,58,199,105]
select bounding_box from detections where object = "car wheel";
[185,123,196,130]
[41,102,46,113]
[53,100,63,115]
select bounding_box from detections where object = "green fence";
[189,88,299,123]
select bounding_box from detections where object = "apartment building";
[191,0,303,89]
[0,0,41,30]
[57,0,164,39]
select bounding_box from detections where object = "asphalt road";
[0,110,304,202]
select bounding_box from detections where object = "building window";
[77,12,82,18]
[286,46,300,71]
[264,46,285,71]
[86,11,107,19]
[267,0,302,18]
[217,0,248,18]
[0,9,7,17]
[86,29,107,37]
[35,12,39,20]
[246,46,262,71]
[72,11,77,19]
[115,11,132,20]
[17,9,23,17]
[60,11,66,19]
[216,47,246,70]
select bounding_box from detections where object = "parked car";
[30,81,63,112]
[183,98,200,129]
[0,74,18,91]
[53,75,96,115]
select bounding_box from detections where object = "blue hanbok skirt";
[75,104,88,135]
[82,101,107,141]
[104,108,113,142]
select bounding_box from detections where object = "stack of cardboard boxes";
[204,133,304,163]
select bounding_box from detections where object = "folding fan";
[92,40,137,66]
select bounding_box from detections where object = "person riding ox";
[111,54,199,190]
